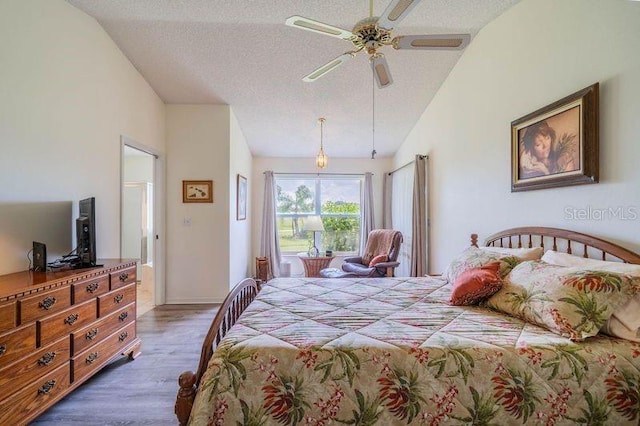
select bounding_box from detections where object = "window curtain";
[391,166,413,277]
[382,172,393,229]
[411,155,428,276]
[359,172,375,255]
[260,171,281,277]
[389,155,429,277]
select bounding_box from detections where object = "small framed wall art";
[182,180,214,203]
[236,174,247,220]
[511,83,599,192]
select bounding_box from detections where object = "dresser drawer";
[98,283,136,317]
[72,274,109,304]
[37,299,97,346]
[0,301,16,334]
[110,265,136,290]
[0,335,70,401]
[72,322,136,383]
[0,362,70,426]
[71,302,136,355]
[19,286,71,324]
[0,323,36,369]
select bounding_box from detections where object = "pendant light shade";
[316,118,328,168]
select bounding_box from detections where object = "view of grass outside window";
[276,176,361,254]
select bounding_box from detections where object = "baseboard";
[165,297,225,304]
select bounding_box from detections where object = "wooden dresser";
[0,259,141,425]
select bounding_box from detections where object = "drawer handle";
[64,313,79,325]
[118,312,129,322]
[86,282,100,293]
[86,352,99,364]
[38,352,57,366]
[39,296,57,310]
[0,344,6,356]
[119,331,129,342]
[38,379,57,395]
[86,328,99,340]
[119,272,129,282]
[114,294,124,304]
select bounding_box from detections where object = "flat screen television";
[76,197,97,267]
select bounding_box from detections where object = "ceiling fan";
[285,0,471,88]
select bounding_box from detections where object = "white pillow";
[541,250,640,275]
[541,250,640,341]
[481,246,544,261]
[601,316,640,343]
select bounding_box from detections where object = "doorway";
[121,141,159,317]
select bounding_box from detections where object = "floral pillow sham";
[443,246,523,284]
[484,260,640,341]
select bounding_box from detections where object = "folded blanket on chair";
[362,229,398,266]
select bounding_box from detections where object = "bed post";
[174,278,260,425]
[176,372,197,425]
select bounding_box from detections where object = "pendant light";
[316,117,328,168]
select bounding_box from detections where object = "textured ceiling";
[66,0,520,158]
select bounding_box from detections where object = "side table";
[297,253,334,277]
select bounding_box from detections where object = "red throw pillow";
[368,254,389,267]
[449,261,503,306]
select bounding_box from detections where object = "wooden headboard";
[471,227,640,265]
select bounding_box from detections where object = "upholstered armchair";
[320,230,403,278]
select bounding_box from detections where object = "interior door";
[122,144,156,315]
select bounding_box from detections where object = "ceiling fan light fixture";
[315,118,328,169]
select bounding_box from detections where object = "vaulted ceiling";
[67,0,520,158]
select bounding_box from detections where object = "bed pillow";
[541,250,640,341]
[481,246,544,261]
[541,250,640,275]
[484,260,640,341]
[368,254,388,267]
[449,261,502,306]
[443,247,523,284]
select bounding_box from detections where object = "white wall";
[251,157,393,277]
[394,0,640,274]
[165,105,231,303]
[0,0,165,270]
[229,109,253,288]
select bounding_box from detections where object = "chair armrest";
[343,256,363,264]
[373,261,399,269]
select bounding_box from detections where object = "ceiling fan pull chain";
[371,66,377,160]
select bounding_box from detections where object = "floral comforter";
[189,277,640,425]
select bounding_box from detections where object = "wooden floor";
[31,304,219,425]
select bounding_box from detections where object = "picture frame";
[182,180,213,203]
[236,174,247,220]
[511,83,599,192]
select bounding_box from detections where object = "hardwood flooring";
[31,304,219,425]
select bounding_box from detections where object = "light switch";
[183,217,192,226]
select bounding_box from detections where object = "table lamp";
[303,215,324,257]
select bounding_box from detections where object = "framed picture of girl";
[511,83,599,192]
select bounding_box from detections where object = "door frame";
[120,135,165,306]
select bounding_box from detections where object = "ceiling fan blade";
[285,15,354,40]
[393,34,471,50]
[377,0,422,29]
[303,53,354,82]
[371,55,393,89]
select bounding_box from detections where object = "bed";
[176,227,640,425]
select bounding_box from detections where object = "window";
[275,175,361,254]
